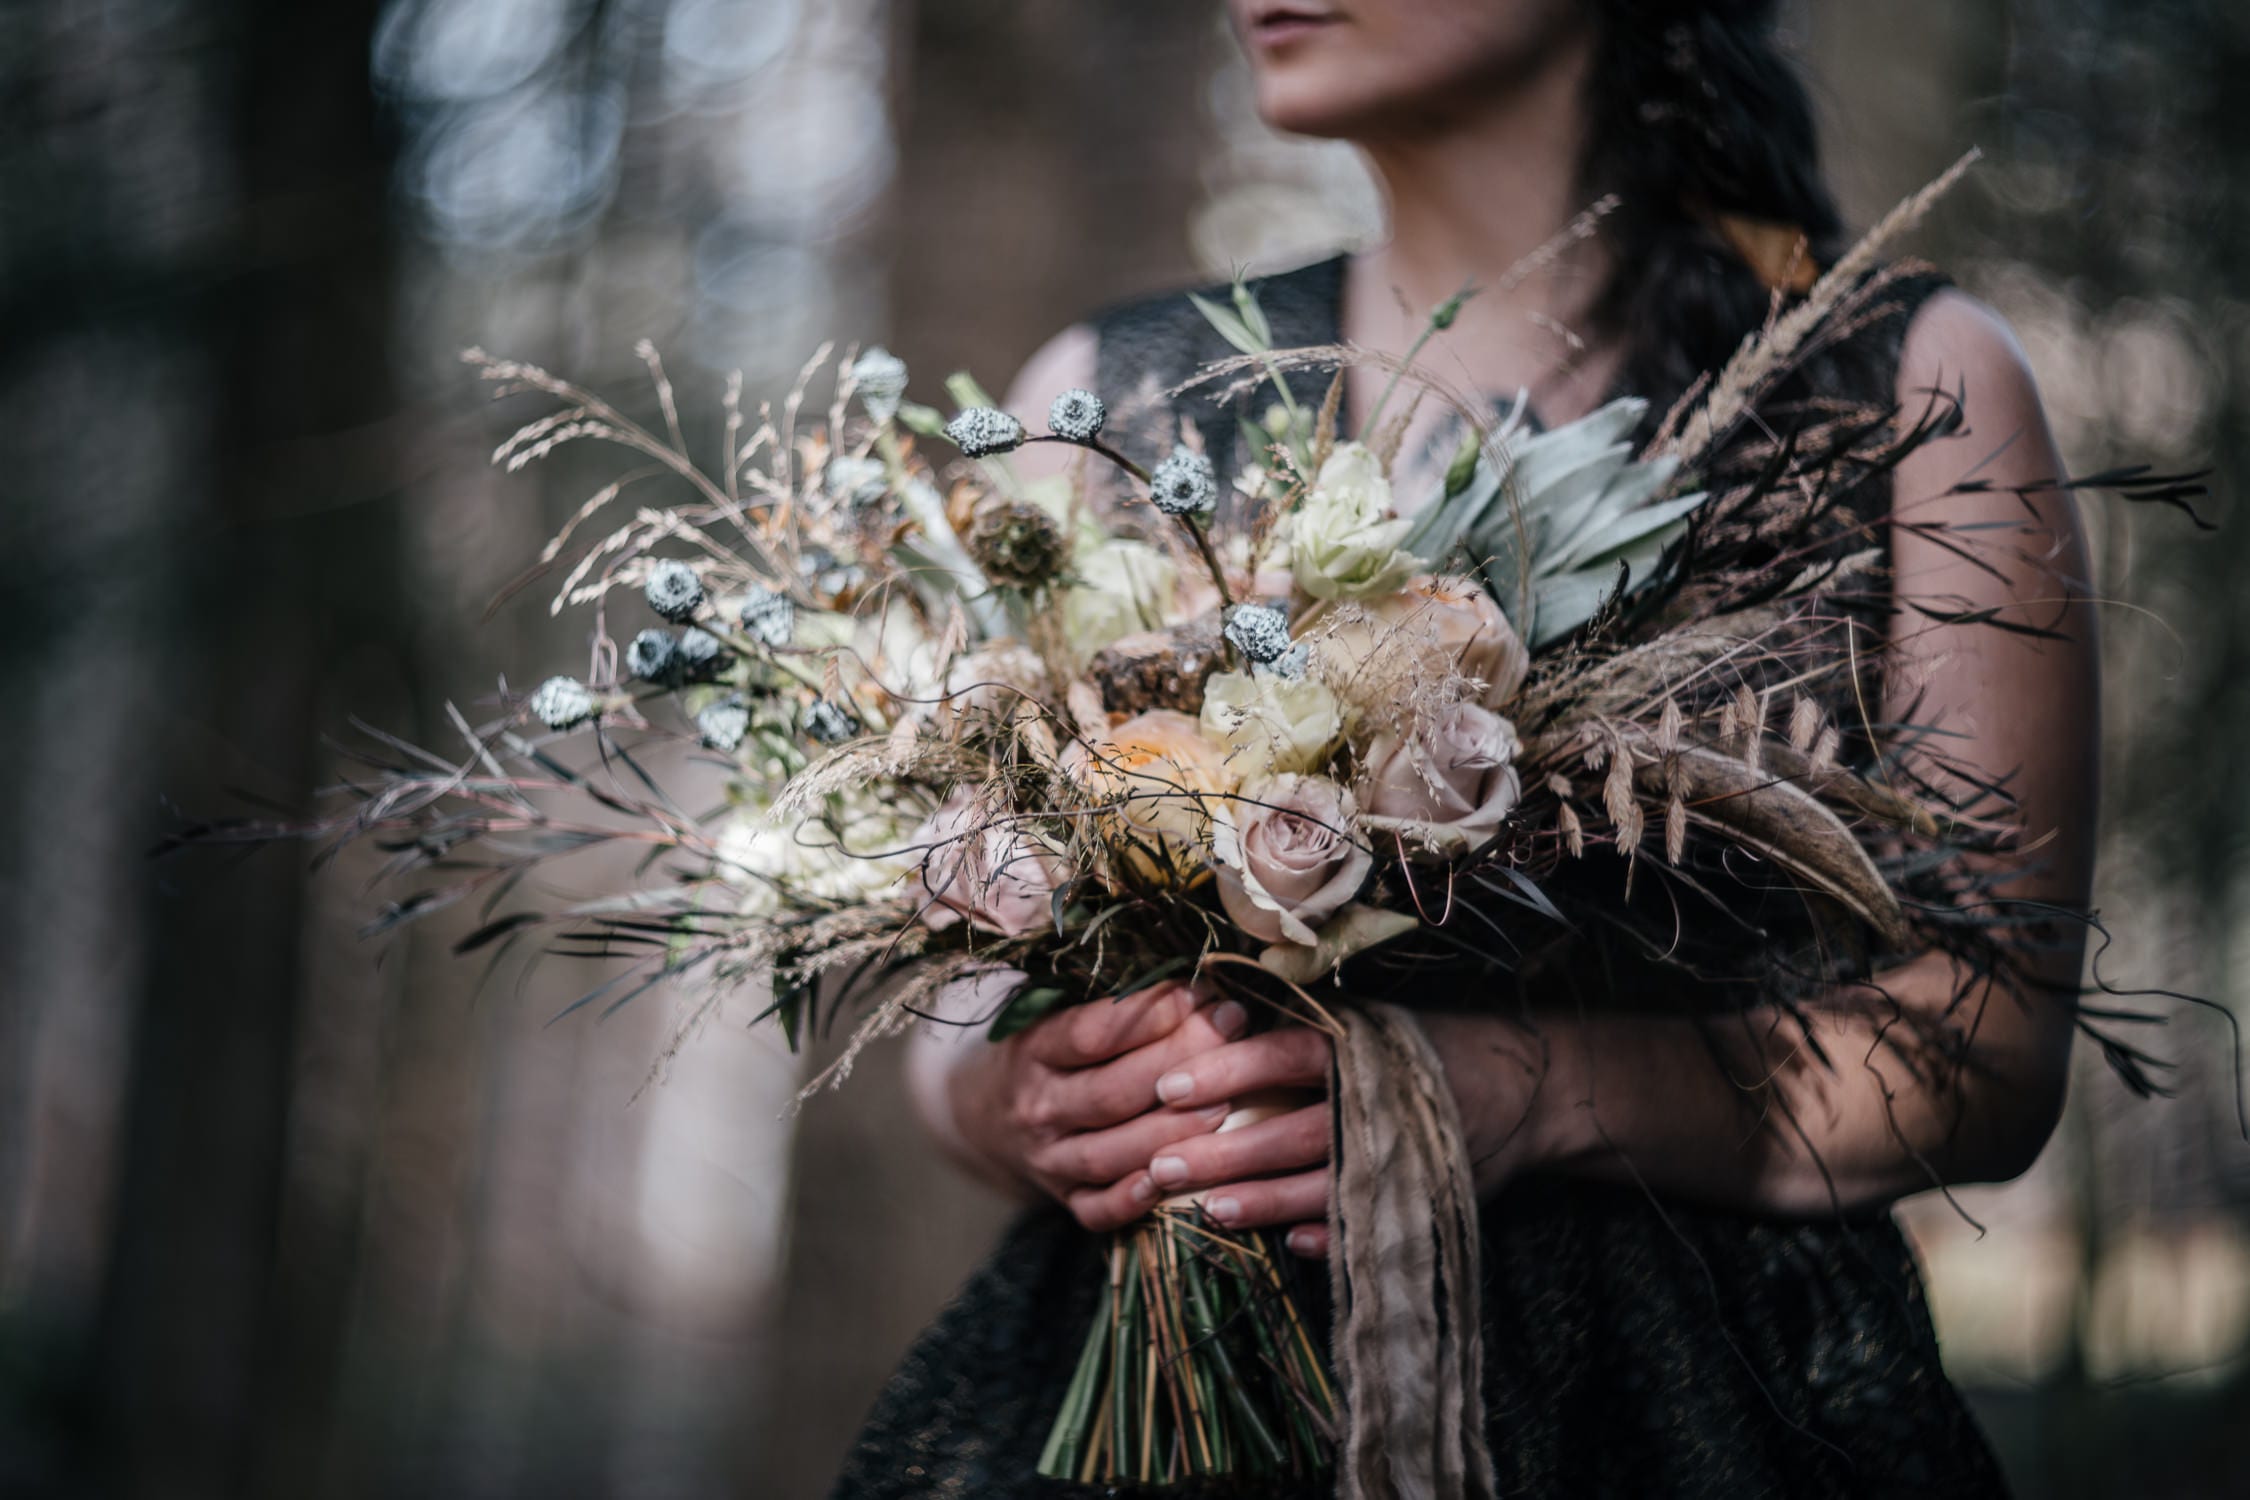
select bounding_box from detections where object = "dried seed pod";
[645,559,705,622]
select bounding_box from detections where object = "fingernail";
[1197,1103,1232,1124]
[1156,1071,1195,1105]
[1130,1174,1157,1204]
[1149,1155,1189,1187]
[1210,1000,1249,1039]
[1287,1226,1322,1257]
[1209,1196,1242,1225]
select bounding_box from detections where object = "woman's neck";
[1343,34,1618,428]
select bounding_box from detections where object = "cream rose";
[1320,573,1530,713]
[1357,701,1523,855]
[1061,539,1179,660]
[1213,775,1371,946]
[1199,669,1343,781]
[1065,709,1236,884]
[911,790,1070,937]
[1288,441,1423,600]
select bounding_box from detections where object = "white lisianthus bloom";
[1061,538,1179,660]
[718,794,917,916]
[1288,441,1423,600]
[1199,670,1343,780]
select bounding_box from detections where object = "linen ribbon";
[1327,1003,1497,1500]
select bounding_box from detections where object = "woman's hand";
[1140,1011,1553,1257]
[938,978,1252,1232]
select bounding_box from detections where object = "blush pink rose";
[1356,702,1523,853]
[913,791,1069,937]
[1213,774,1371,946]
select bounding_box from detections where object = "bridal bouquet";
[176,157,2203,1492]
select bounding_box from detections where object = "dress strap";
[1090,255,1347,501]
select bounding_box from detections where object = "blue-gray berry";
[627,628,680,684]
[644,559,705,622]
[1266,642,1312,681]
[801,697,859,745]
[944,407,1027,458]
[740,586,795,648]
[1047,388,1107,443]
[1149,448,1216,516]
[675,626,729,680]
[851,347,909,424]
[529,675,596,730]
[696,697,752,753]
[1223,603,1292,665]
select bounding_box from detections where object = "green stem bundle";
[1037,1208,1336,1488]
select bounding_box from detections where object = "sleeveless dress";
[828,258,2011,1500]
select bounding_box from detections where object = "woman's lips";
[1249,6,1339,48]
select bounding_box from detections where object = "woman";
[839,2,2092,1494]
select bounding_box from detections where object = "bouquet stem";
[1037,1207,1336,1487]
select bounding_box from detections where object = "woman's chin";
[1253,75,1390,140]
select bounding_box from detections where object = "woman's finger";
[1146,1103,1328,1193]
[1043,999,1250,1131]
[1030,1103,1232,1186]
[1284,1223,1329,1259]
[1199,1168,1329,1231]
[1152,1026,1331,1109]
[1066,1171,1159,1234]
[1023,979,1203,1068]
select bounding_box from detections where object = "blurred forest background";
[3,1,2248,1496]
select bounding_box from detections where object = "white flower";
[850,347,909,424]
[1200,669,1343,780]
[945,407,1027,458]
[1047,388,1107,443]
[1288,441,1423,600]
[529,676,595,730]
[1149,448,1217,517]
[1061,538,1179,660]
[718,794,916,917]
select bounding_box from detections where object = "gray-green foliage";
[1401,397,1706,648]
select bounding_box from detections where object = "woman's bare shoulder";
[1896,286,2045,420]
[1002,323,1099,415]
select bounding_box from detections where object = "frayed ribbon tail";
[1328,1003,1497,1500]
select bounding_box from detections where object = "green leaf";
[987,984,1068,1041]
[1232,277,1274,347]
[895,401,946,437]
[1257,905,1418,985]
[1188,290,1268,356]
[944,371,1001,411]
[1442,425,1481,497]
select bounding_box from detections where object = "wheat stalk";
[1666,148,1981,465]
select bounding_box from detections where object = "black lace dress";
[827,258,2011,1500]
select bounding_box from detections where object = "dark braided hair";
[1582,1,1846,415]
